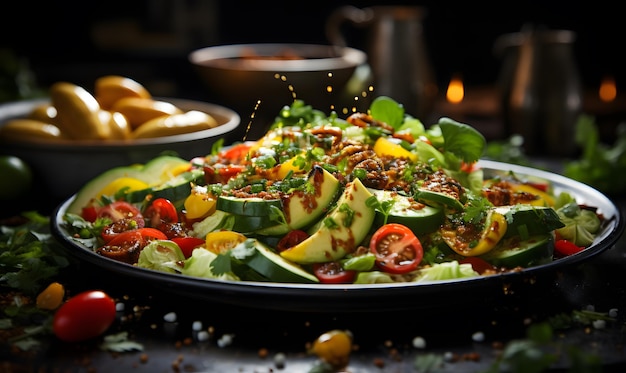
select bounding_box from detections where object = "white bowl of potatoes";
[0,75,240,202]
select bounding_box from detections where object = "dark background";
[1,0,623,101]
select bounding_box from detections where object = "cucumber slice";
[493,205,564,238]
[125,169,204,205]
[414,189,465,211]
[231,213,281,233]
[217,195,282,216]
[368,189,444,236]
[243,240,318,283]
[480,234,554,268]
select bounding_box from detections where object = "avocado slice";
[256,166,341,235]
[280,178,375,264]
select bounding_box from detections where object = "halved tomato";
[369,223,423,274]
[144,198,178,226]
[312,262,356,284]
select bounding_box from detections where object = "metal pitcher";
[326,5,437,120]
[495,27,583,157]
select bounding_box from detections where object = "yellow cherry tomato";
[36,282,65,310]
[373,136,418,162]
[205,231,246,254]
[312,329,353,369]
[441,211,508,256]
[184,189,217,220]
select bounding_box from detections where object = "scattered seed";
[196,331,209,342]
[592,319,606,329]
[412,336,426,349]
[472,331,485,342]
[192,321,202,331]
[274,352,286,369]
[115,302,125,312]
[163,312,177,323]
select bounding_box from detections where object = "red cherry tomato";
[276,230,310,252]
[53,290,116,342]
[204,164,247,184]
[554,239,584,257]
[459,257,497,275]
[313,262,357,284]
[81,206,98,222]
[171,236,206,258]
[97,228,167,264]
[144,198,178,226]
[369,223,423,274]
[219,142,252,163]
[97,201,143,223]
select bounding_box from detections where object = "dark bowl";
[0,98,240,203]
[189,43,371,140]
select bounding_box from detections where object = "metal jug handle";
[325,5,375,48]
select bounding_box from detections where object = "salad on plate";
[59,97,606,285]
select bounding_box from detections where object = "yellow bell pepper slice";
[441,210,508,256]
[96,177,149,199]
[373,136,418,162]
[512,183,555,207]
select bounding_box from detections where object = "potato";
[0,119,64,142]
[131,110,218,139]
[50,82,110,140]
[111,97,182,129]
[95,75,151,110]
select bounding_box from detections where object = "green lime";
[0,155,33,200]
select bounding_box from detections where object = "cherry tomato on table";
[369,223,423,274]
[53,290,116,342]
[313,262,356,284]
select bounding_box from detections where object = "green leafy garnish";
[0,212,69,295]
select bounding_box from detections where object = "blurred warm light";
[599,76,617,102]
[446,75,464,104]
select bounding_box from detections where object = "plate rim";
[50,160,625,311]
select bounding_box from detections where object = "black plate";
[51,160,624,313]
